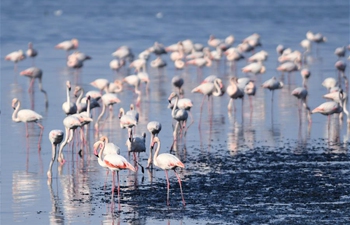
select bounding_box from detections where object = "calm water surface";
[1,1,350,224]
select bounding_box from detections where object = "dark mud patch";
[87,140,350,224]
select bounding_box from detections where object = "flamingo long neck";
[66,85,71,105]
[86,97,91,118]
[76,88,84,104]
[341,95,349,118]
[98,141,106,161]
[96,103,106,124]
[213,79,222,96]
[152,139,161,167]
[12,101,21,122]
[39,78,48,107]
[171,95,179,118]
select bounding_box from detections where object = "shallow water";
[1,0,350,224]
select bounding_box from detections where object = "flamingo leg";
[28,78,35,93]
[117,171,121,211]
[165,170,170,206]
[25,123,29,137]
[174,169,186,206]
[36,122,44,150]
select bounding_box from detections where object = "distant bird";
[291,87,312,123]
[150,57,167,68]
[126,132,146,172]
[208,35,223,48]
[146,121,162,168]
[322,77,338,91]
[242,61,266,76]
[47,130,64,179]
[119,107,138,141]
[191,77,224,121]
[62,80,77,115]
[137,72,150,91]
[57,115,83,164]
[122,75,142,106]
[112,46,134,63]
[94,140,136,210]
[12,98,44,149]
[90,78,109,93]
[67,51,91,69]
[248,50,268,62]
[109,59,125,72]
[172,75,184,96]
[276,44,286,56]
[278,50,302,63]
[95,93,121,132]
[300,39,312,54]
[261,77,284,104]
[335,60,348,88]
[55,38,79,57]
[129,58,146,72]
[5,50,26,71]
[20,67,48,107]
[168,92,189,145]
[186,56,212,76]
[151,136,185,206]
[300,68,311,88]
[226,77,244,112]
[26,42,38,65]
[334,46,346,58]
[277,60,301,81]
[148,42,167,57]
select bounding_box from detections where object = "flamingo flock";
[7,29,350,211]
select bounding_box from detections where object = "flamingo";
[57,115,83,164]
[129,58,146,72]
[168,92,189,146]
[311,100,343,129]
[74,86,88,113]
[261,77,284,104]
[241,61,266,76]
[122,75,142,106]
[55,38,79,57]
[278,50,302,63]
[150,57,167,69]
[119,108,138,141]
[126,132,146,172]
[95,93,121,132]
[149,42,167,57]
[277,60,301,84]
[90,78,109,93]
[94,141,136,210]
[151,136,185,206]
[12,98,44,149]
[137,72,150,92]
[300,39,312,59]
[300,68,311,88]
[107,79,123,93]
[335,60,348,88]
[112,46,134,62]
[291,87,312,124]
[186,56,212,76]
[20,67,48,107]
[226,77,244,112]
[248,50,268,62]
[208,35,223,48]
[26,42,38,65]
[62,80,77,115]
[172,75,184,96]
[323,90,349,123]
[276,44,286,56]
[5,50,26,71]
[68,51,91,62]
[109,59,125,73]
[93,136,121,188]
[191,77,224,119]
[322,77,338,91]
[47,130,64,179]
[146,121,162,168]
[334,46,346,58]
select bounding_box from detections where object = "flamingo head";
[168,92,177,102]
[66,80,71,91]
[12,98,19,109]
[93,140,104,157]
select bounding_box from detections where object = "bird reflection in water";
[48,179,64,225]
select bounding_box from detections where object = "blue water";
[1,0,350,224]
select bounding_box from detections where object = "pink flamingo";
[20,67,48,107]
[300,68,311,88]
[12,98,44,150]
[261,77,284,104]
[119,107,138,141]
[311,101,343,129]
[95,93,121,132]
[151,136,185,206]
[242,61,266,76]
[93,136,120,189]
[291,87,312,124]
[94,141,136,211]
[126,132,146,173]
[191,77,224,124]
[55,38,79,57]
[90,78,109,93]
[26,42,38,65]
[47,130,64,179]
[62,80,77,115]
[146,121,162,168]
[5,50,26,71]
